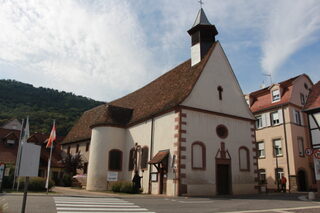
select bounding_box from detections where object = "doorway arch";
[297,169,307,191]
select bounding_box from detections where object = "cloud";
[0,0,156,101]
[261,0,320,75]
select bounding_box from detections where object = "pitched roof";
[304,81,320,111]
[62,43,217,144]
[249,74,309,113]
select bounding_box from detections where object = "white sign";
[107,172,118,182]
[18,143,41,177]
[314,158,320,181]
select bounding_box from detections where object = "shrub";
[19,177,54,191]
[62,174,72,187]
[120,182,134,194]
[111,181,136,194]
[111,181,122,192]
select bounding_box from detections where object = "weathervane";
[198,0,204,8]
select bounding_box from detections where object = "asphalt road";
[1,190,320,213]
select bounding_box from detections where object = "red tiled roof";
[62,43,217,144]
[249,74,309,113]
[0,128,63,167]
[304,81,320,111]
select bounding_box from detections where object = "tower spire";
[188,8,218,66]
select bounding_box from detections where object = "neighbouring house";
[0,121,64,185]
[62,8,258,196]
[245,74,315,192]
[1,118,22,131]
[303,81,320,194]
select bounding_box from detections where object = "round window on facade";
[216,125,228,139]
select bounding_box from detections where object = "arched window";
[140,146,149,170]
[128,148,135,171]
[109,149,122,171]
[239,147,250,171]
[192,142,206,170]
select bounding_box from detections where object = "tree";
[62,153,84,176]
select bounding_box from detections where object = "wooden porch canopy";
[148,150,169,171]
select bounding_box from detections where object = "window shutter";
[265,112,271,126]
[293,109,297,123]
[261,113,266,127]
[278,109,283,124]
[300,112,304,125]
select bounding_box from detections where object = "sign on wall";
[305,148,313,156]
[107,172,118,182]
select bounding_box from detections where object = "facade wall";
[182,42,254,120]
[61,140,90,174]
[256,103,314,191]
[150,111,177,196]
[181,109,256,196]
[86,126,126,190]
[125,120,152,193]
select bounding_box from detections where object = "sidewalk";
[51,186,319,201]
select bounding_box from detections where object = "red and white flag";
[46,123,56,148]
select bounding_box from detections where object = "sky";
[0,0,319,102]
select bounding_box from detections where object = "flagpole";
[46,120,55,194]
[17,116,29,191]
[12,119,25,190]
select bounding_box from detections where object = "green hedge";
[111,181,135,194]
[18,177,54,191]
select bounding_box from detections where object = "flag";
[46,123,56,148]
[46,120,56,191]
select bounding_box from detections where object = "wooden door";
[217,164,230,195]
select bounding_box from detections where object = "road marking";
[57,212,156,213]
[178,200,213,204]
[57,207,148,211]
[54,196,156,213]
[220,205,320,213]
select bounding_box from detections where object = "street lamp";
[274,145,280,192]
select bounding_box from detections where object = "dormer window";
[272,90,280,102]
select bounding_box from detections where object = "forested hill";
[0,79,103,136]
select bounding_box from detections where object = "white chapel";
[62,8,258,196]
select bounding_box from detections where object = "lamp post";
[274,145,280,192]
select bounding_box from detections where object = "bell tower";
[188,8,218,66]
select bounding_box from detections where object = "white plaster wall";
[125,120,152,192]
[182,42,254,120]
[124,111,177,195]
[152,111,177,196]
[86,126,126,191]
[191,43,201,66]
[183,109,256,195]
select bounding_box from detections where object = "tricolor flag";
[46,122,56,148]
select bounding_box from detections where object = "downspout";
[148,118,154,194]
[282,106,291,192]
